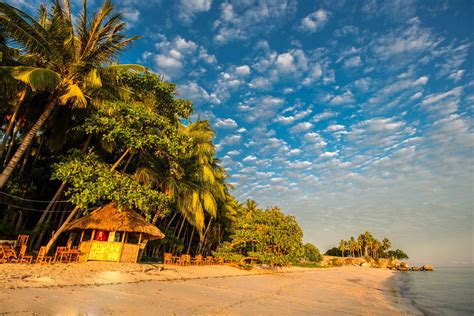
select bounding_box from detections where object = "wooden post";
[118,232,126,262]
[135,233,142,263]
[80,230,85,242]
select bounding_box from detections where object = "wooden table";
[56,249,80,263]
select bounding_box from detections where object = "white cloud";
[122,7,140,24]
[299,9,330,33]
[288,149,301,156]
[178,82,210,104]
[214,0,297,44]
[344,56,362,68]
[215,118,238,129]
[372,23,440,60]
[274,115,295,124]
[329,90,355,106]
[235,65,251,76]
[326,124,345,132]
[290,122,313,133]
[421,87,462,106]
[177,0,212,24]
[249,77,272,90]
[320,151,338,158]
[152,35,216,79]
[227,150,241,156]
[239,96,285,123]
[243,155,257,162]
[220,134,242,146]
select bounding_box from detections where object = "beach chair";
[215,257,224,265]
[205,256,213,265]
[54,246,68,263]
[15,235,29,248]
[17,244,33,263]
[164,253,173,264]
[1,243,17,263]
[191,255,203,265]
[179,254,191,266]
[36,246,53,264]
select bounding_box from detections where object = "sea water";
[396,267,474,315]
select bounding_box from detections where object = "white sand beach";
[0,263,414,315]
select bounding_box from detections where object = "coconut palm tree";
[348,236,356,257]
[0,0,142,189]
[339,239,346,257]
[382,238,391,252]
[373,240,381,259]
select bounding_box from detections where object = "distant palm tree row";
[326,231,407,260]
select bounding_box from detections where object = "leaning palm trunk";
[197,217,213,254]
[0,100,56,189]
[0,91,24,161]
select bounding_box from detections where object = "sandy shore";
[0,263,415,315]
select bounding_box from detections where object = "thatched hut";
[65,202,164,263]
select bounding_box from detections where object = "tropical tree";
[382,238,392,255]
[303,243,323,262]
[339,239,346,257]
[0,0,142,189]
[348,236,356,257]
[387,249,409,260]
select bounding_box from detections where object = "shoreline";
[0,263,416,314]
[384,272,423,315]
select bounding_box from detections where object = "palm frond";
[59,83,87,108]
[0,2,56,59]
[1,66,61,91]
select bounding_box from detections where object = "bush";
[213,207,305,266]
[303,243,323,262]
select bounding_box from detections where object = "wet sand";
[0,265,411,315]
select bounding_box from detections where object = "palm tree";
[373,240,381,259]
[348,236,356,257]
[339,239,346,257]
[0,0,142,189]
[362,231,373,257]
[243,199,259,220]
[382,238,391,257]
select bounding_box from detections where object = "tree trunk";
[44,206,78,254]
[0,104,21,161]
[3,120,18,166]
[186,226,195,255]
[15,211,23,231]
[19,142,33,176]
[197,217,213,254]
[31,134,90,246]
[121,153,134,174]
[0,100,57,189]
[165,212,178,232]
[32,201,58,249]
[33,182,67,233]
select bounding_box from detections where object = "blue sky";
[12,0,473,266]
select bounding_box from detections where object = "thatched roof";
[65,202,165,240]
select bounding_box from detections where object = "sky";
[11,0,473,267]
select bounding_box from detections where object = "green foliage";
[83,100,190,158]
[303,243,323,262]
[119,71,192,119]
[52,151,170,219]
[214,204,305,266]
[325,247,342,256]
[387,249,409,260]
[326,231,404,261]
